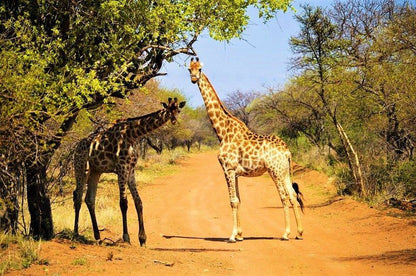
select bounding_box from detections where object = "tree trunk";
[185,140,192,152]
[0,194,19,234]
[26,164,54,240]
[335,122,366,197]
[0,163,22,234]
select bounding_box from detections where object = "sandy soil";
[9,152,416,275]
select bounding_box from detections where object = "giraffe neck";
[197,74,241,141]
[115,109,170,141]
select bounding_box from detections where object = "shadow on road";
[264,196,344,209]
[150,247,240,252]
[336,248,416,265]
[162,235,293,242]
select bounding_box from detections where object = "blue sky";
[156,0,332,107]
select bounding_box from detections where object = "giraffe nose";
[190,75,198,83]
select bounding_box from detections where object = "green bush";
[396,161,416,198]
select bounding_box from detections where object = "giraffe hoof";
[295,236,303,240]
[236,236,243,242]
[227,238,237,243]
[123,234,131,244]
[280,237,289,241]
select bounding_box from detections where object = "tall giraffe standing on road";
[73,98,185,246]
[188,58,303,242]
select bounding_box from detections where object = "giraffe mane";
[202,73,248,129]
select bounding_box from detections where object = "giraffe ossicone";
[188,58,304,242]
[73,97,185,246]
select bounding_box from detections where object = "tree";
[223,90,260,129]
[0,0,293,238]
[329,0,416,197]
[331,0,416,162]
[250,84,329,148]
[289,5,366,196]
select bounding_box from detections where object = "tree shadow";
[336,249,416,266]
[264,196,345,210]
[150,247,240,253]
[162,235,292,242]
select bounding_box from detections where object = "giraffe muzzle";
[190,75,199,83]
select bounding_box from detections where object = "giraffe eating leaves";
[188,58,304,242]
[73,98,185,246]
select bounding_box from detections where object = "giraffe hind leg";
[73,150,88,236]
[84,171,101,240]
[291,182,304,239]
[269,169,293,240]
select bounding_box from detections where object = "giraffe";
[188,58,304,242]
[73,98,186,246]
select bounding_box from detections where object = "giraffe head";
[162,97,186,125]
[188,57,203,84]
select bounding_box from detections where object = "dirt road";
[14,152,416,275]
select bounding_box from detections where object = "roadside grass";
[0,233,43,276]
[53,147,190,237]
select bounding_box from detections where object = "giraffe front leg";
[118,178,131,244]
[127,171,147,247]
[224,170,242,243]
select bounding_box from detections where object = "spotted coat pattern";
[189,58,303,241]
[73,98,185,246]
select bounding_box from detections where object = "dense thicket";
[251,0,415,199]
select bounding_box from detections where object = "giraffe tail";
[288,152,304,213]
[292,182,304,213]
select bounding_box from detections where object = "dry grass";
[0,233,42,275]
[52,147,190,238]
[1,147,200,274]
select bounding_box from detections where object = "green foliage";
[249,1,416,201]
[396,161,416,198]
[0,0,292,238]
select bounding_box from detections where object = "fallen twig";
[153,259,174,267]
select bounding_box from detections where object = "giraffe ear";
[179,101,186,108]
[161,102,168,108]
[200,62,203,67]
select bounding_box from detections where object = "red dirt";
[9,152,416,275]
